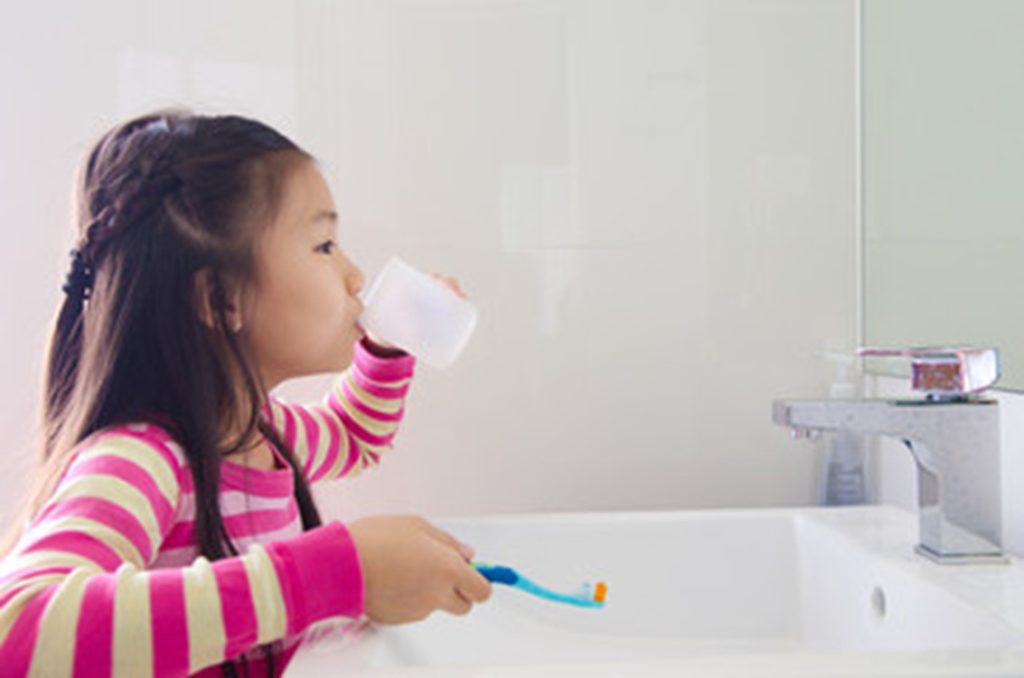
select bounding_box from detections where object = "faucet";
[773,396,1005,564]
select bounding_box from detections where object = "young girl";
[0,111,491,677]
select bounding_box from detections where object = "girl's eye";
[315,240,336,255]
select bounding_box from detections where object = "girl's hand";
[348,515,491,624]
[430,273,468,299]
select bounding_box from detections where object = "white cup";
[359,257,478,369]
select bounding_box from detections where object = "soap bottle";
[819,354,866,506]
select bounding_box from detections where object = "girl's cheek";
[335,285,360,321]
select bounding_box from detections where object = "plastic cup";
[359,257,478,369]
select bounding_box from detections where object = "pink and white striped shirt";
[0,341,415,677]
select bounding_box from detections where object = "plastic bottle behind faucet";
[819,354,866,506]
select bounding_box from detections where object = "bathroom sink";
[288,506,1024,676]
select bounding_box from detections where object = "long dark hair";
[24,110,324,676]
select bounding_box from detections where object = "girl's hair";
[23,110,325,676]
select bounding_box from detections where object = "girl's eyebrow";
[309,209,338,225]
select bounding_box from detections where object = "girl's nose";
[348,264,366,296]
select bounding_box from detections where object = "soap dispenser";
[819,353,866,506]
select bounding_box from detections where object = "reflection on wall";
[864,0,1024,389]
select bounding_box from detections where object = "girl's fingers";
[456,567,493,604]
[424,522,476,561]
[443,590,473,616]
[417,518,492,611]
[430,273,467,299]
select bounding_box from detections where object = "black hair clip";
[62,248,94,301]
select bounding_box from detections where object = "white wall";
[0,0,858,528]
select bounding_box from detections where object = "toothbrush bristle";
[593,581,608,603]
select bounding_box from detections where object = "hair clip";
[143,118,170,135]
[62,248,94,300]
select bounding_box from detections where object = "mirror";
[862,0,1024,389]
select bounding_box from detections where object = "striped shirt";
[0,341,415,677]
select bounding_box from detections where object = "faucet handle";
[857,346,1000,400]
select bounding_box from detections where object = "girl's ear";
[193,268,245,333]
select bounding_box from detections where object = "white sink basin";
[289,506,1024,676]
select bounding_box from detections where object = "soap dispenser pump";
[819,353,866,506]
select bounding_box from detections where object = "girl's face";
[244,160,366,389]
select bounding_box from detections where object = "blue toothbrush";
[473,562,607,609]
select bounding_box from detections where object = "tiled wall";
[0,0,858,528]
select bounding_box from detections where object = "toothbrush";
[472,562,608,609]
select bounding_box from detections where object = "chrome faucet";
[773,396,1004,564]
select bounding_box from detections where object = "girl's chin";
[338,339,359,364]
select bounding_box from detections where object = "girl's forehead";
[277,162,337,230]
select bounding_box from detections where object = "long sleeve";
[263,339,416,484]
[0,427,364,677]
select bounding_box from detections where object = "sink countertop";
[288,506,1024,677]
